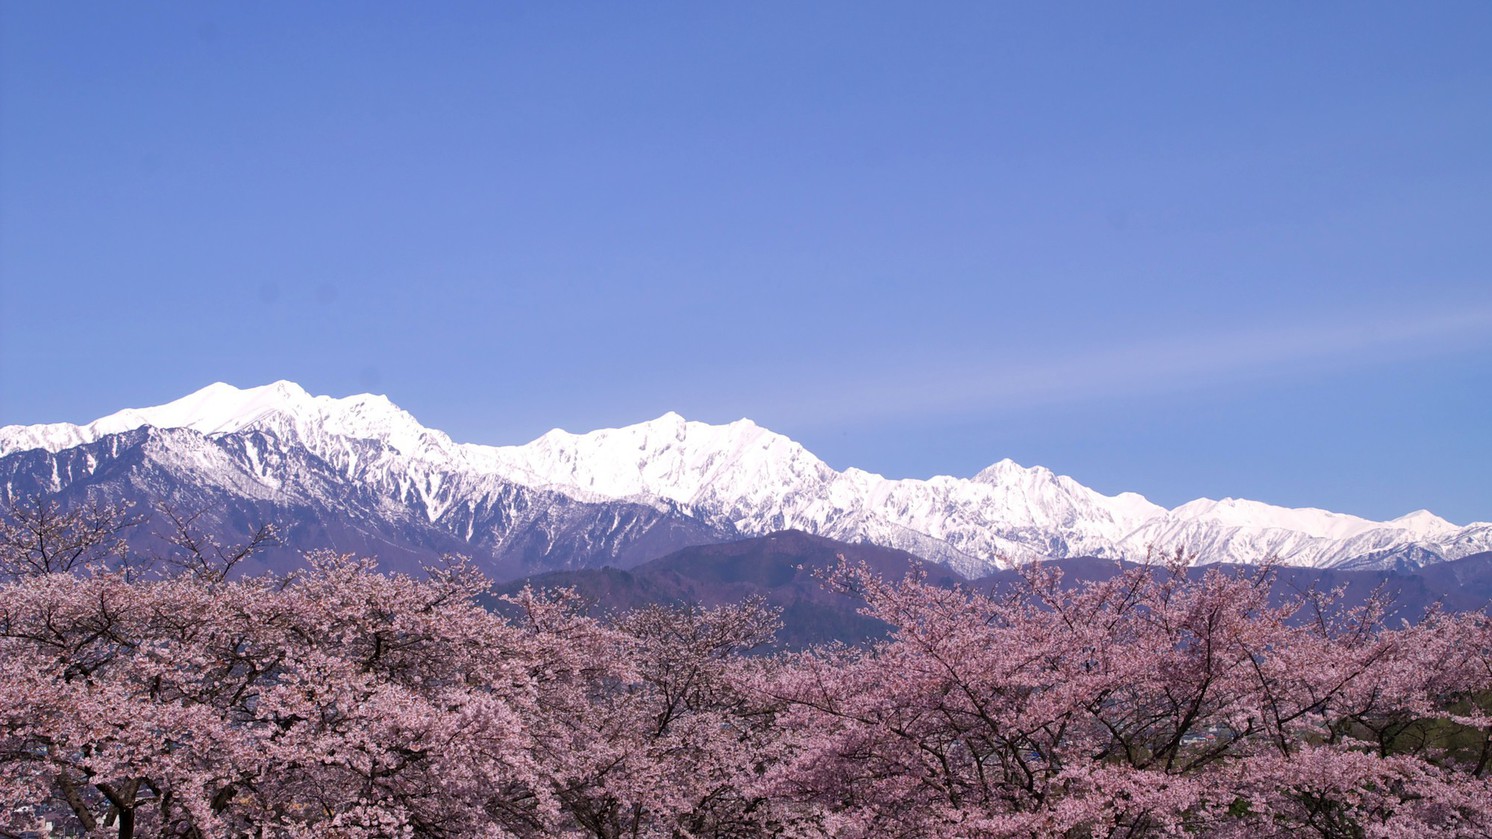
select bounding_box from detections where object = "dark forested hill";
[500,536,1492,648]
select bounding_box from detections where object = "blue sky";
[2,3,1489,523]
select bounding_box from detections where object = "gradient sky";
[2,3,1489,523]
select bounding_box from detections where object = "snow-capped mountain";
[2,381,1487,578]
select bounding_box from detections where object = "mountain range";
[2,381,1487,580]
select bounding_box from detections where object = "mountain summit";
[2,382,1487,578]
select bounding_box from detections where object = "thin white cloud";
[771,303,1492,428]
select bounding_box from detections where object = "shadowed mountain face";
[498,535,1492,649]
[0,427,468,577]
[970,552,1492,626]
[0,426,735,580]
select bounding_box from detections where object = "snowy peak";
[0,381,453,462]
[972,457,1043,483]
[1,381,313,454]
[100,380,314,436]
[1165,497,1381,540]
[969,457,1165,534]
[489,412,830,506]
[1389,509,1456,537]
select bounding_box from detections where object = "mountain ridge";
[3,381,1487,576]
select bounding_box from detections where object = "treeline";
[1,501,1490,838]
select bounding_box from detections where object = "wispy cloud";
[772,303,1492,428]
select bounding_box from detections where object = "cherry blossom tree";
[0,554,590,837]
[752,557,1492,838]
[0,496,141,580]
[502,590,784,838]
[3,495,1490,838]
[0,548,781,838]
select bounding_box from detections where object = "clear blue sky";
[2,3,1489,523]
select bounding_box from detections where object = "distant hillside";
[972,551,1492,625]
[492,530,965,648]
[499,535,1492,648]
